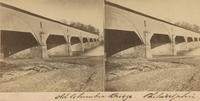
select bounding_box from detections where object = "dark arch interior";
[1,30,38,57]
[150,34,170,49]
[187,37,193,42]
[105,29,143,57]
[46,35,66,50]
[175,36,185,44]
[71,37,81,45]
[94,39,96,42]
[83,38,88,43]
[89,38,93,42]
[194,38,198,41]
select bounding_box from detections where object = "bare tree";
[175,22,200,33]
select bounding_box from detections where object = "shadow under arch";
[175,36,185,44]
[105,29,143,57]
[150,33,171,49]
[89,38,94,42]
[1,13,39,42]
[71,37,81,45]
[194,37,198,41]
[46,35,66,50]
[83,37,88,43]
[70,37,82,56]
[1,30,38,58]
[187,37,193,42]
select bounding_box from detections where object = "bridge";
[0,2,101,60]
[105,1,200,58]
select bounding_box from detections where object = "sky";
[108,0,200,26]
[1,0,200,33]
[0,0,104,33]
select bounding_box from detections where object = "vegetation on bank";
[60,19,100,35]
[175,22,200,33]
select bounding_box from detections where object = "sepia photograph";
[0,0,104,92]
[1,0,200,100]
[105,0,200,91]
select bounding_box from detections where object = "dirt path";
[0,56,104,92]
[106,51,200,91]
[106,65,200,91]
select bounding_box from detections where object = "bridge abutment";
[192,37,195,49]
[89,38,93,48]
[171,34,177,56]
[79,37,85,52]
[87,38,90,48]
[184,37,189,51]
[64,35,72,56]
[144,31,152,58]
[194,37,199,48]
[31,32,49,59]
[40,32,49,59]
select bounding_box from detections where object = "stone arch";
[83,37,89,50]
[89,38,94,42]
[106,10,144,43]
[175,36,185,44]
[105,29,143,57]
[1,12,39,42]
[1,30,38,58]
[70,37,82,56]
[150,33,171,49]
[70,37,81,45]
[194,37,198,41]
[150,33,171,56]
[46,34,66,50]
[175,36,188,54]
[187,37,193,42]
[83,37,88,43]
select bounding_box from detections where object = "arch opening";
[90,38,93,42]
[175,36,185,44]
[150,34,171,49]
[105,29,143,57]
[187,37,193,42]
[194,38,198,41]
[150,34,171,56]
[83,38,88,43]
[46,35,66,50]
[71,37,81,45]
[70,37,82,56]
[1,30,38,58]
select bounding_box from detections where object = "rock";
[124,65,138,70]
[142,67,151,72]
[22,66,35,71]
[39,68,48,72]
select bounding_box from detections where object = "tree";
[175,22,200,33]
[70,22,100,35]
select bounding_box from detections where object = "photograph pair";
[0,0,200,92]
